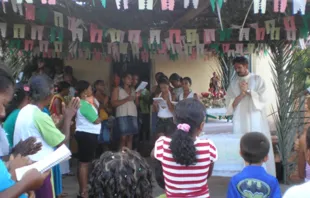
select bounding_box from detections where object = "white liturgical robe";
[225,73,276,176]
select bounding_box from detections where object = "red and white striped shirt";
[154,136,218,198]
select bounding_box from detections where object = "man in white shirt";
[283,125,310,198]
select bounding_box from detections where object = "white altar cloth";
[206,108,227,116]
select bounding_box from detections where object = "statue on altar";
[209,72,220,93]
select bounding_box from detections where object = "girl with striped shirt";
[152,98,218,198]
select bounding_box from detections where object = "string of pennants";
[1,0,308,14]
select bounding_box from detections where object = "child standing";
[152,98,218,198]
[226,132,281,198]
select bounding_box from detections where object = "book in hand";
[135,81,148,92]
[15,144,71,181]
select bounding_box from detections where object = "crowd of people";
[0,56,310,198]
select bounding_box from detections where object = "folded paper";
[204,29,215,44]
[169,29,181,43]
[54,41,63,52]
[9,40,21,49]
[235,43,244,55]
[25,4,35,20]
[270,27,280,40]
[256,28,265,41]
[39,40,49,52]
[219,28,232,41]
[239,28,250,41]
[264,19,275,34]
[50,27,64,42]
[13,24,25,38]
[221,43,230,53]
[247,43,256,54]
[90,24,103,43]
[41,0,56,4]
[36,8,48,23]
[101,0,106,8]
[128,30,141,44]
[186,29,197,43]
[120,43,128,54]
[293,0,306,15]
[68,17,83,31]
[115,0,129,10]
[274,0,287,12]
[54,11,64,27]
[283,16,296,31]
[109,29,121,43]
[72,28,83,42]
[253,0,266,14]
[157,42,167,54]
[31,25,44,40]
[24,40,34,51]
[161,0,175,10]
[184,0,199,8]
[286,30,296,41]
[150,30,161,44]
[139,0,153,10]
[11,0,23,16]
[210,0,223,12]
[0,23,7,38]
[131,43,140,59]
[227,49,235,57]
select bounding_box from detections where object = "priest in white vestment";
[225,56,276,176]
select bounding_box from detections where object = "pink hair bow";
[177,123,190,132]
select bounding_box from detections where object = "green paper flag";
[218,29,232,41]
[300,27,309,39]
[209,43,220,53]
[9,40,21,49]
[36,8,48,24]
[302,13,310,29]
[142,37,149,51]
[50,27,64,42]
[101,0,106,8]
[210,0,223,12]
[81,42,91,50]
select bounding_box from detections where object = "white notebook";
[135,81,148,92]
[15,144,71,181]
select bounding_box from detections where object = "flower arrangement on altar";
[201,88,226,108]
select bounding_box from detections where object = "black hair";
[75,80,90,97]
[233,56,249,65]
[307,127,310,149]
[183,77,192,85]
[64,65,73,74]
[89,149,153,198]
[120,72,132,88]
[5,83,28,120]
[158,76,170,86]
[169,73,181,82]
[93,80,104,93]
[0,66,14,93]
[155,72,164,79]
[56,81,70,93]
[240,132,270,164]
[29,75,53,103]
[169,98,206,166]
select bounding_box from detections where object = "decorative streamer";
[101,0,106,8]
[0,23,7,37]
[299,27,308,39]
[128,30,141,44]
[120,43,128,54]
[24,40,34,51]
[221,43,230,53]
[238,28,250,41]
[210,0,223,12]
[293,0,306,15]
[174,43,182,55]
[218,28,232,41]
[115,0,129,10]
[9,40,21,50]
[54,41,63,52]
[150,30,161,44]
[50,27,64,42]
[13,24,25,38]
[270,27,280,40]
[253,0,266,14]
[31,25,44,40]
[169,29,181,43]
[283,16,296,31]
[11,0,23,16]
[165,38,175,54]
[203,29,216,44]
[196,44,205,58]
[184,0,199,9]
[54,11,64,27]
[247,43,256,54]
[186,29,197,43]
[39,40,49,52]
[286,31,296,41]
[157,42,167,54]
[41,0,56,4]
[33,47,40,57]
[161,0,175,11]
[274,0,287,13]
[131,43,140,59]
[249,23,258,29]
[256,28,265,41]
[25,4,35,20]
[90,24,103,43]
[72,28,83,42]
[264,19,275,34]
[138,0,153,10]
[235,43,244,55]
[216,1,223,30]
[68,17,83,31]
[36,8,48,23]
[141,49,149,62]
[109,29,121,42]
[119,31,125,43]
[227,49,235,57]
[2,0,6,13]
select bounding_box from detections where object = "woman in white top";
[179,77,199,101]
[111,73,139,150]
[153,77,176,137]
[74,80,101,198]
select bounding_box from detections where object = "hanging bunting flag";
[235,43,244,55]
[274,0,287,13]
[41,0,56,5]
[13,24,25,38]
[150,30,161,44]
[36,8,48,23]
[157,42,167,54]
[90,24,103,43]
[9,40,21,50]
[174,43,182,55]
[138,0,153,10]
[72,28,83,42]
[169,29,181,43]
[120,43,128,54]
[50,27,64,42]
[221,43,230,53]
[31,25,44,40]
[186,29,197,43]
[218,28,232,41]
[141,49,149,62]
[11,0,23,16]
[24,40,34,51]
[299,38,306,49]
[196,44,205,58]
[249,23,259,29]
[25,4,35,20]
[247,43,256,54]
[283,16,296,31]
[131,43,140,59]
[264,19,275,34]
[108,29,121,42]
[165,38,175,54]
[128,30,141,44]
[54,11,64,27]
[293,0,306,15]
[115,0,129,10]
[256,28,265,41]
[204,29,216,44]
[101,0,106,8]
[54,41,63,52]
[161,0,175,11]
[299,27,308,39]
[210,0,223,12]
[270,27,280,40]
[20,0,34,3]
[184,0,199,9]
[39,40,49,52]
[0,23,7,38]
[227,49,235,57]
[68,17,83,31]
[239,28,250,41]
[286,30,296,40]
[253,0,266,14]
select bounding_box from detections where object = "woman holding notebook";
[153,77,176,138]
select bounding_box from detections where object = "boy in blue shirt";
[227,132,281,198]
